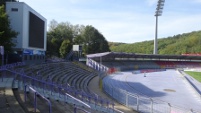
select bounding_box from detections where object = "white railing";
[103,79,201,113]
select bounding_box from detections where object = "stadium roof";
[86,52,201,61]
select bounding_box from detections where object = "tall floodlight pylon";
[154,0,165,54]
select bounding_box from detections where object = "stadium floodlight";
[154,0,165,54]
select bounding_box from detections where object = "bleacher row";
[0,62,118,113]
[23,62,95,91]
[102,61,201,71]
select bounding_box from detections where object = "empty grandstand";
[1,52,201,113]
[2,0,201,113]
[0,61,125,113]
[86,52,201,113]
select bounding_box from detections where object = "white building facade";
[6,2,47,64]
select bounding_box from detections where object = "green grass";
[185,71,201,83]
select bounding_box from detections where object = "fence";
[24,85,52,113]
[0,62,121,113]
[102,76,201,113]
[179,71,201,99]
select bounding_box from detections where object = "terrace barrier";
[0,62,120,113]
[24,85,52,113]
[103,76,201,113]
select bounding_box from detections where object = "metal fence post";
[1,70,3,82]
[126,92,128,106]
[58,87,60,98]
[168,103,171,113]
[112,86,113,97]
[43,82,45,94]
[51,80,53,95]
[24,85,27,102]
[74,104,77,113]
[150,98,153,113]
[190,109,194,113]
[112,102,114,113]
[3,70,6,82]
[137,95,139,111]
[34,92,37,112]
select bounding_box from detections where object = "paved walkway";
[102,70,201,112]
[0,78,26,113]
[181,71,201,94]
[88,76,138,113]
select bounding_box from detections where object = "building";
[5,1,47,64]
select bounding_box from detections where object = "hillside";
[109,30,201,55]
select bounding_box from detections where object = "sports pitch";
[185,71,201,82]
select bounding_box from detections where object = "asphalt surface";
[88,76,138,113]
[103,70,201,112]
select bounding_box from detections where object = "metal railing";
[66,93,91,113]
[103,77,201,113]
[0,62,121,113]
[179,71,201,99]
[24,85,52,113]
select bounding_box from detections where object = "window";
[33,55,36,60]
[30,55,32,60]
[24,55,27,60]
[11,8,18,12]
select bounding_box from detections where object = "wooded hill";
[109,30,201,55]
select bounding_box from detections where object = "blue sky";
[19,0,201,43]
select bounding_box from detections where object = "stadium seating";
[102,61,161,72]
[155,61,201,69]
[0,63,26,113]
[3,59,200,113]
[0,79,26,113]
[102,60,201,72]
[0,62,116,113]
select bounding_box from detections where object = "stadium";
[1,1,201,113]
[1,52,201,113]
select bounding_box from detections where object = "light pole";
[154,0,165,54]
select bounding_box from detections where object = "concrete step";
[11,79,116,113]
[0,78,14,88]
[5,88,26,113]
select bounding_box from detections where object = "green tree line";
[110,30,201,55]
[0,4,18,54]
[47,20,110,58]
[0,1,110,59]
[2,0,201,57]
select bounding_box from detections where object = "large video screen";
[29,12,45,49]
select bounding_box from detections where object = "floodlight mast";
[154,0,165,54]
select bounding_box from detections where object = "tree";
[110,30,201,55]
[59,39,71,58]
[0,5,18,53]
[48,19,58,31]
[81,25,110,54]
[47,20,74,57]
[47,20,111,57]
[50,37,62,57]
[73,35,84,45]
